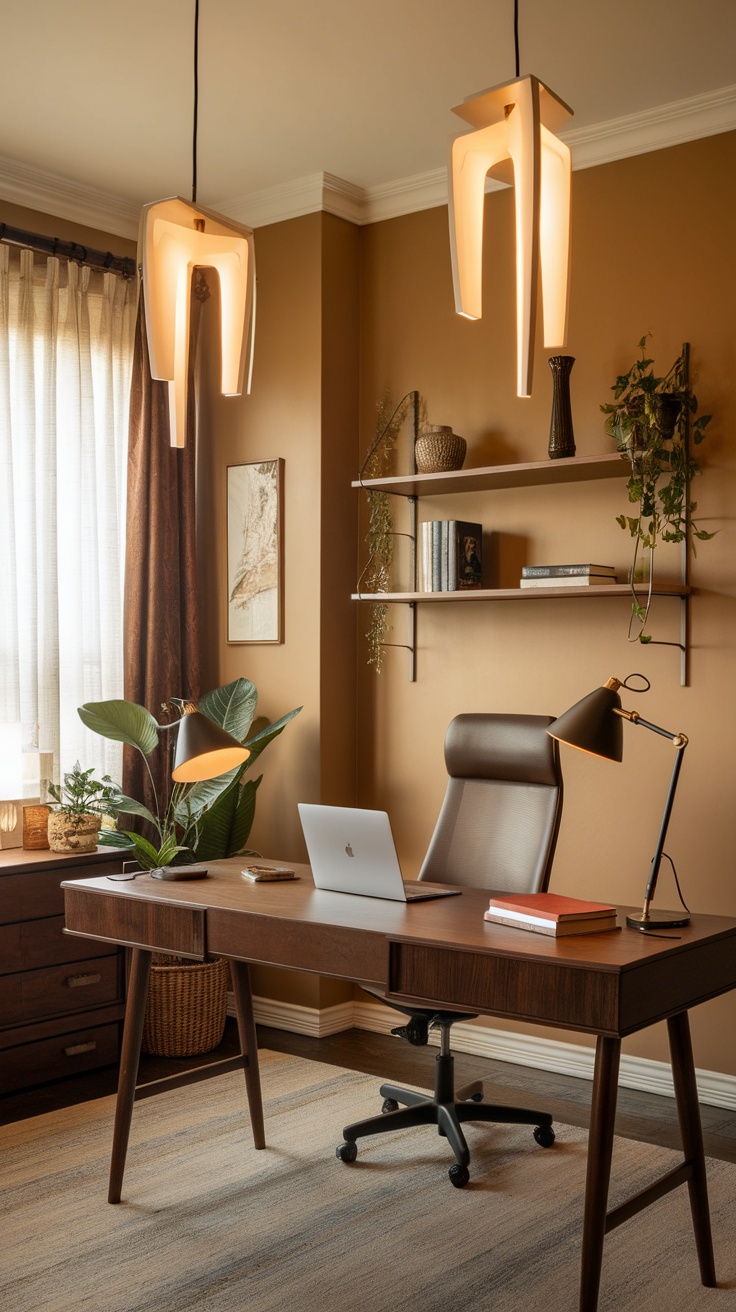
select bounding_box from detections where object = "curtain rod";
[0,222,137,279]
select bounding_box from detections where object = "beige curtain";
[0,245,135,789]
[122,294,202,818]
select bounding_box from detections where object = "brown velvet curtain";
[122,292,202,821]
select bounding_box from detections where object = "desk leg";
[667,1011,716,1286]
[230,959,266,1150]
[580,1035,620,1312]
[108,948,151,1204]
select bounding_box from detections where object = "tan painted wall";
[199,211,359,1008]
[356,131,736,1075]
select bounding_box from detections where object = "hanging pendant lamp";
[138,1,256,447]
[448,3,572,397]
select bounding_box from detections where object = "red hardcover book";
[486,892,616,922]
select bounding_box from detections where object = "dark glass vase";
[548,355,576,459]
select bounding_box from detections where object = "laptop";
[298,803,461,902]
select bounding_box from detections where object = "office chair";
[336,713,563,1188]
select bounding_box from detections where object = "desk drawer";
[0,916,117,975]
[0,1021,120,1094]
[0,955,122,1026]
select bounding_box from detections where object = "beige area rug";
[1,1050,735,1312]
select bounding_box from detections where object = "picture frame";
[226,459,284,644]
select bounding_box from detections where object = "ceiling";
[1,0,735,235]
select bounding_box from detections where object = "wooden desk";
[63,859,736,1312]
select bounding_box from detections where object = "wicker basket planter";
[415,426,467,473]
[142,954,231,1057]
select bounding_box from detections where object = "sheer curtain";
[0,244,136,791]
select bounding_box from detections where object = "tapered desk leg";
[108,948,151,1204]
[579,1035,620,1312]
[230,959,266,1150]
[667,1011,716,1286]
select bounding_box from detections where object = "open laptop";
[298,803,461,902]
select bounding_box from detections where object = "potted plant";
[600,336,714,640]
[78,678,301,1056]
[47,762,120,854]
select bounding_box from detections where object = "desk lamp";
[170,700,250,782]
[547,675,689,931]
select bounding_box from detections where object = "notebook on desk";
[297,803,461,902]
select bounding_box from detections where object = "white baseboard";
[229,994,736,1111]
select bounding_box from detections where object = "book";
[487,892,616,921]
[484,909,619,936]
[521,564,617,578]
[519,574,617,588]
[447,520,482,590]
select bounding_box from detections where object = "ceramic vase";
[548,355,576,459]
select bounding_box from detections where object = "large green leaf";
[243,706,302,767]
[198,678,258,741]
[192,775,262,861]
[78,700,160,756]
[111,794,160,829]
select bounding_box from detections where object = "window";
[0,244,136,798]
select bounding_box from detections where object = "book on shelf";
[521,564,617,579]
[420,520,483,592]
[519,574,617,589]
[484,891,618,936]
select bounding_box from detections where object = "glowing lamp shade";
[139,196,256,447]
[172,708,250,783]
[449,75,573,397]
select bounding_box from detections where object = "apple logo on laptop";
[345,843,354,857]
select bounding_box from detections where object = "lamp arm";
[615,708,689,920]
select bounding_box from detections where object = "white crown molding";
[229,992,736,1111]
[1,84,734,238]
[0,153,139,241]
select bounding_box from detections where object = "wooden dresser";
[0,847,125,1094]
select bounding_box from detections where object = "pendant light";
[448,0,572,397]
[139,1,256,447]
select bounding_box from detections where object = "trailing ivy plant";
[600,336,714,641]
[358,392,422,671]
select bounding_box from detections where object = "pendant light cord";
[514,0,520,77]
[192,0,200,203]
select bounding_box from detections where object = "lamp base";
[150,865,209,881]
[626,908,690,931]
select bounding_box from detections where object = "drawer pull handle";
[65,972,102,988]
[63,1041,97,1057]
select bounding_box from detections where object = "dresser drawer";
[0,1021,120,1094]
[0,954,122,1026]
[0,858,122,925]
[0,915,117,975]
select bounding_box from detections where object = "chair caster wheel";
[468,1091,484,1102]
[448,1163,470,1188]
[382,1098,399,1114]
[336,1141,358,1163]
[533,1124,555,1148]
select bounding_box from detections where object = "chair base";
[337,1049,554,1187]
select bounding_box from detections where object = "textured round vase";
[47,812,100,854]
[548,356,576,459]
[415,426,467,473]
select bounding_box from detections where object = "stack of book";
[421,520,482,592]
[519,564,617,588]
[484,892,619,937]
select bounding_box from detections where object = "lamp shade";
[547,682,624,761]
[172,710,250,783]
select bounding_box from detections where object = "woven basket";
[415,427,467,473]
[141,954,231,1058]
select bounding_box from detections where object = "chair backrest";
[418,713,563,893]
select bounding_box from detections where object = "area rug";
[1,1050,734,1312]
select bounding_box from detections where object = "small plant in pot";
[601,336,715,641]
[47,762,120,854]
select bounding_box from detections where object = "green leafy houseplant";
[78,679,301,870]
[600,337,714,640]
[46,762,121,854]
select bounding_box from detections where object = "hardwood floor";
[2,1019,735,1163]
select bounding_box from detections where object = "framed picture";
[227,459,284,643]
